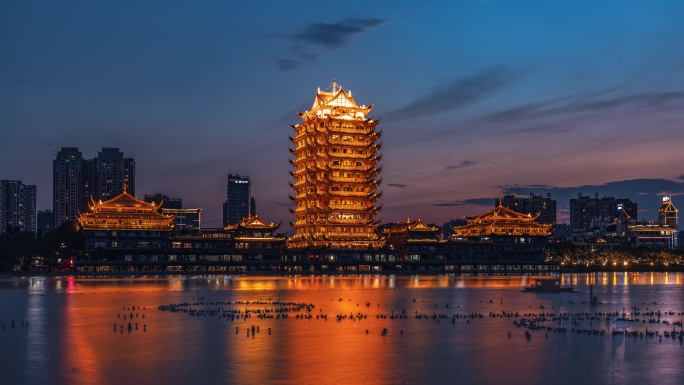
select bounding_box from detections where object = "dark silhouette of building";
[250,196,256,217]
[0,180,36,232]
[496,193,556,225]
[37,209,54,236]
[53,147,135,227]
[569,193,637,231]
[144,194,183,209]
[223,174,252,226]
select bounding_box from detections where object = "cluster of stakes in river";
[114,305,147,333]
[156,296,684,343]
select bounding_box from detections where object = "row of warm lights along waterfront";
[2,82,683,272]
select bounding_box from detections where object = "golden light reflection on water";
[60,293,103,385]
[3,273,683,385]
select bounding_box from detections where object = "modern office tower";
[144,194,183,209]
[0,180,37,232]
[287,81,383,249]
[569,194,637,231]
[658,196,678,230]
[53,147,88,226]
[496,193,557,225]
[93,147,135,200]
[53,147,136,227]
[37,209,55,236]
[222,174,252,227]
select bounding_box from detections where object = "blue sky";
[2,0,684,230]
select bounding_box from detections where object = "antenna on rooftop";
[328,78,340,93]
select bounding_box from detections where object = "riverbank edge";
[2,265,683,278]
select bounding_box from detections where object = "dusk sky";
[3,1,684,231]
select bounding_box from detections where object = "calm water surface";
[1,273,683,385]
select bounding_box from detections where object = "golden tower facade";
[287,81,383,250]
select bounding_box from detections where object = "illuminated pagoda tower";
[287,81,383,250]
[78,186,175,264]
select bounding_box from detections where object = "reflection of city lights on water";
[67,276,76,292]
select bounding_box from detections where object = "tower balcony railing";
[326,190,370,197]
[323,125,376,134]
[329,204,369,210]
[328,176,376,184]
[326,218,370,225]
[329,164,381,173]
[327,139,374,147]
[327,151,374,159]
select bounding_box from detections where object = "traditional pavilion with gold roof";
[78,186,174,264]
[224,215,286,248]
[451,203,552,265]
[453,203,552,238]
[287,80,384,250]
[384,218,445,261]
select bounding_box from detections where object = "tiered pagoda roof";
[384,218,442,244]
[224,215,280,232]
[453,203,552,237]
[224,215,286,242]
[298,80,374,120]
[384,218,440,235]
[78,186,174,230]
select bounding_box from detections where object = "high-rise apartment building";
[0,180,37,232]
[93,148,135,201]
[53,147,88,226]
[287,81,383,249]
[496,194,557,225]
[53,147,135,227]
[222,174,252,226]
[569,194,637,231]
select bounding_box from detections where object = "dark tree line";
[0,220,84,272]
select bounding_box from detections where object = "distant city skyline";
[3,1,684,230]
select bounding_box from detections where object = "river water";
[1,273,682,385]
